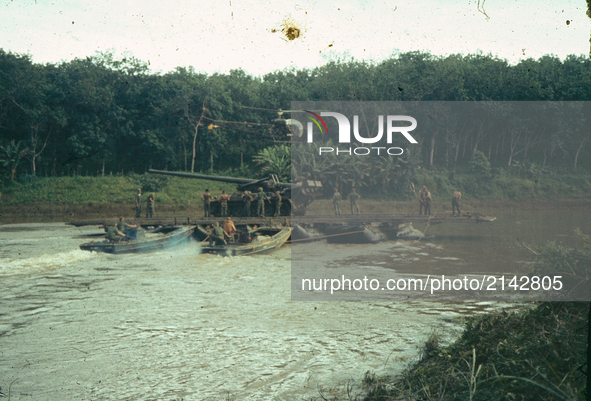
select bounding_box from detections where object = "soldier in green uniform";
[135,189,142,218]
[242,190,253,217]
[116,217,138,239]
[332,188,342,215]
[203,189,212,217]
[256,187,268,217]
[106,224,126,242]
[146,193,155,218]
[218,190,230,217]
[272,191,282,217]
[347,188,361,215]
[210,222,229,245]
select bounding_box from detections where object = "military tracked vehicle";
[147,169,322,216]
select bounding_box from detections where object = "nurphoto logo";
[301,111,418,156]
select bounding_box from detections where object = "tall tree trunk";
[30,127,38,176]
[31,154,36,175]
[574,137,587,170]
[210,150,214,173]
[183,141,187,172]
[29,126,51,176]
[429,135,436,167]
[507,131,520,167]
[190,102,208,173]
[191,124,199,173]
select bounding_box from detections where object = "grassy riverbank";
[0,175,236,223]
[0,172,590,223]
[0,175,237,205]
[409,169,591,200]
[360,302,588,401]
[355,231,591,401]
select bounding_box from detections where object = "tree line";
[1,49,590,184]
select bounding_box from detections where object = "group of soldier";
[129,186,285,224]
[139,185,463,218]
[106,217,138,242]
[331,188,361,215]
[106,184,463,244]
[106,190,153,242]
[202,188,283,218]
[331,185,463,216]
[107,213,238,246]
[134,189,155,219]
[127,184,463,229]
[208,218,237,246]
[417,186,463,216]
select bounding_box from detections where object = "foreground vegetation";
[361,302,588,401]
[356,233,591,401]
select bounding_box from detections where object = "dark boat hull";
[196,226,292,256]
[80,226,194,254]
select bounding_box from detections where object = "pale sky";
[1,0,589,76]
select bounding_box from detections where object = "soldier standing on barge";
[419,186,431,215]
[218,190,230,217]
[135,189,142,218]
[146,193,155,218]
[203,189,212,217]
[348,188,361,215]
[332,188,342,215]
[256,187,268,217]
[242,190,253,217]
[452,188,462,216]
[272,191,282,217]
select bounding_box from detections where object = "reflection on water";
[292,203,591,302]
[0,204,588,400]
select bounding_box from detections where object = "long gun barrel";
[148,169,321,216]
[148,169,254,184]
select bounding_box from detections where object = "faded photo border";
[290,101,591,302]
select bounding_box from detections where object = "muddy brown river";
[0,202,588,400]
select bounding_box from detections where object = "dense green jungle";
[1,49,591,198]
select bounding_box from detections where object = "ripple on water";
[0,250,97,276]
[0,212,582,400]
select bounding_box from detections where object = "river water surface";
[0,203,588,400]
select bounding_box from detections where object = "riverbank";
[360,302,588,401]
[0,202,205,224]
[1,198,589,224]
[1,172,590,223]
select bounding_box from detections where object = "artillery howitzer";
[148,169,322,216]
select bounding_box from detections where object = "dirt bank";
[306,198,591,216]
[1,198,588,225]
[0,203,202,224]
